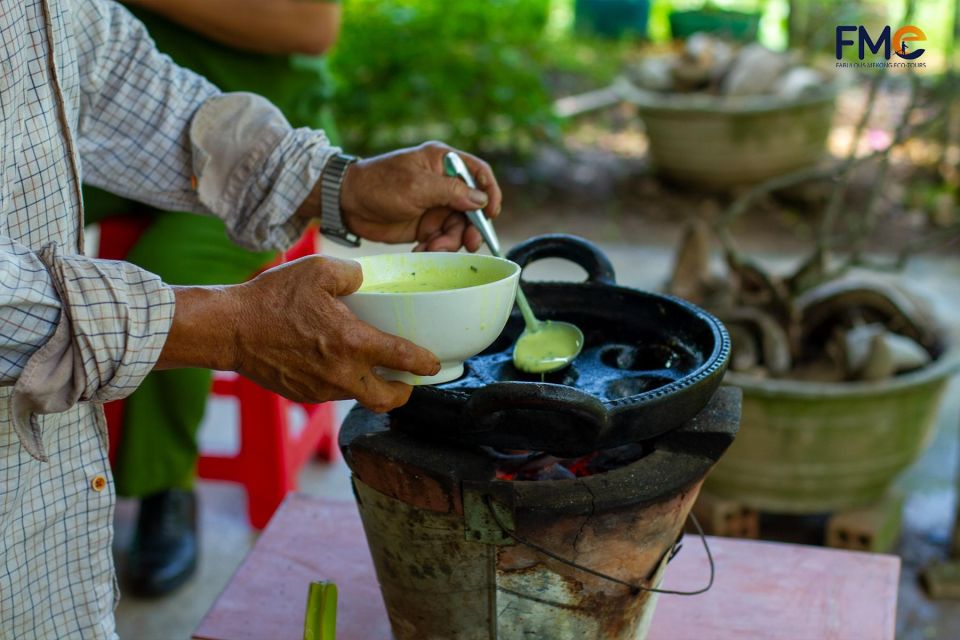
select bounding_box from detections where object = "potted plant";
[666,73,960,525]
[619,36,837,189]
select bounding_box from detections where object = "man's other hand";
[337,141,502,252]
[157,256,440,412]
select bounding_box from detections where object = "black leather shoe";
[127,489,198,597]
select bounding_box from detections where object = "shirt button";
[91,475,107,492]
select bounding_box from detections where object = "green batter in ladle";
[444,152,584,374]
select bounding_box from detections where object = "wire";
[483,494,715,596]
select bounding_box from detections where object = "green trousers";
[87,198,274,497]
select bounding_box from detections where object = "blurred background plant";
[328,0,558,155]
[328,0,958,235]
[329,0,955,148]
[327,0,649,156]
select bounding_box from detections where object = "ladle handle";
[444,152,539,329]
[512,287,540,332]
[443,152,502,256]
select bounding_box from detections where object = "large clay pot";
[623,86,836,189]
[706,346,960,513]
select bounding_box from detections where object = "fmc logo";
[836,25,926,60]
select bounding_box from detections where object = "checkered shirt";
[0,1,336,637]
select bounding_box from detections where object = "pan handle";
[506,234,616,285]
[464,382,609,434]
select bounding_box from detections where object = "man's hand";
[157,256,440,412]
[335,141,502,252]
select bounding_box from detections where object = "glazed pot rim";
[619,77,838,116]
[725,338,960,398]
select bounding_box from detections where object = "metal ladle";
[444,152,584,374]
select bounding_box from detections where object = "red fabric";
[98,216,336,529]
[95,215,152,260]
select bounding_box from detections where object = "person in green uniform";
[83,0,343,597]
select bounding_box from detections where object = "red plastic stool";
[199,373,337,528]
[97,215,338,529]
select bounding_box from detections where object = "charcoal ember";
[514,463,577,481]
[484,440,649,480]
[562,442,649,476]
[485,449,579,480]
[561,452,599,477]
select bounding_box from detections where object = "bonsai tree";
[668,71,960,382]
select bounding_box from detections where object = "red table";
[193,493,900,640]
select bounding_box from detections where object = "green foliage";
[329,0,560,156]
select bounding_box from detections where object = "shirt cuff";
[9,243,175,461]
[190,92,338,251]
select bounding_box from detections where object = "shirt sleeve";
[72,0,338,251]
[0,238,61,385]
[2,236,174,462]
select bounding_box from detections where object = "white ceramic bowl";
[342,252,520,385]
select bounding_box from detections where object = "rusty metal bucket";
[342,389,741,639]
[352,478,696,640]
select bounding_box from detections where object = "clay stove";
[339,387,740,640]
[339,235,739,639]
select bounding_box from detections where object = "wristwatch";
[319,153,361,247]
